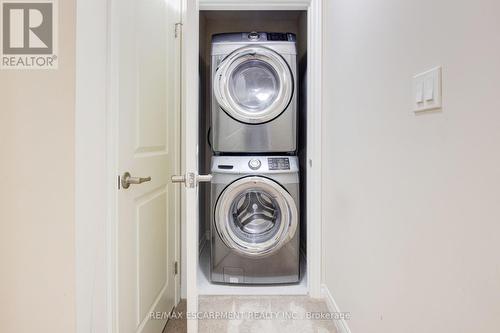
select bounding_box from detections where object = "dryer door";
[213,46,294,124]
[215,176,298,257]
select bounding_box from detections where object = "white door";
[115,0,181,332]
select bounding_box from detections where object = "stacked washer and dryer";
[209,32,301,285]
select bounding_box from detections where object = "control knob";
[248,31,260,41]
[248,159,261,170]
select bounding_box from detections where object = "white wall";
[322,1,500,332]
[0,1,76,332]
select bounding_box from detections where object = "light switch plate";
[412,66,442,112]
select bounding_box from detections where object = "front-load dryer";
[210,155,300,284]
[211,32,297,154]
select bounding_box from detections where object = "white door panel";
[116,0,181,332]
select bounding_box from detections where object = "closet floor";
[198,295,339,333]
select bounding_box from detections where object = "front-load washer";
[211,32,297,154]
[210,155,300,284]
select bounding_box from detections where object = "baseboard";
[321,284,352,333]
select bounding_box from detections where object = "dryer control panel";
[213,32,296,43]
[266,32,295,42]
[244,31,296,42]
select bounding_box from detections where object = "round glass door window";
[215,176,297,257]
[214,46,293,124]
[230,189,281,243]
[228,60,280,113]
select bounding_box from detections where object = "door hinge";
[174,261,179,275]
[174,22,182,38]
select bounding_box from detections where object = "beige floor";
[163,299,187,333]
[198,295,338,333]
[163,296,338,333]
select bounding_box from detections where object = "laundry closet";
[197,10,309,294]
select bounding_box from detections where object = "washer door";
[214,46,294,124]
[215,176,298,257]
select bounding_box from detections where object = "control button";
[248,31,260,41]
[248,159,261,170]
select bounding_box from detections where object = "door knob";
[121,172,151,189]
[171,175,186,183]
[171,172,212,188]
[197,174,213,183]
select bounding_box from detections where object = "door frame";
[75,0,323,332]
[75,0,182,332]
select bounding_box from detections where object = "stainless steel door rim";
[213,46,293,124]
[215,176,298,257]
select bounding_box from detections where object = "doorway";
[75,1,323,332]
[197,10,309,295]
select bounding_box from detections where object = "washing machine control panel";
[248,159,262,170]
[268,158,290,170]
